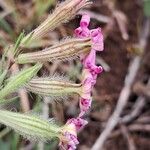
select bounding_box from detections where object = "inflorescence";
[59,14,104,150]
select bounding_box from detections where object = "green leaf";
[0,97,18,106]
[144,0,150,17]
[21,31,34,47]
[0,63,42,99]
[10,133,20,150]
[13,31,25,56]
[35,0,55,17]
[0,70,8,87]
[0,19,14,38]
[0,140,10,150]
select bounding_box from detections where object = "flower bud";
[67,117,88,131]
[16,38,91,64]
[25,77,83,99]
[21,0,92,46]
[79,98,92,117]
[59,121,79,150]
[0,110,62,141]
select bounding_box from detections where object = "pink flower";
[81,50,103,83]
[74,14,90,38]
[91,28,104,51]
[74,14,104,52]
[67,117,88,131]
[74,14,104,78]
[81,67,102,101]
[59,122,79,150]
[60,118,88,149]
[60,131,79,150]
[60,14,104,150]
[81,70,93,99]
[79,98,92,117]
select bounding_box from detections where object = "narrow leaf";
[0,63,42,99]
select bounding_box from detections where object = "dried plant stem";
[38,97,50,150]
[52,102,65,123]
[121,97,145,124]
[121,78,150,124]
[133,81,150,98]
[120,125,136,150]
[79,10,111,24]
[111,123,150,138]
[9,53,30,112]
[92,18,150,150]
[127,124,150,133]
[96,57,110,72]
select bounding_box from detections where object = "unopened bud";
[21,0,92,46]
[25,77,82,99]
[0,110,62,141]
[16,38,91,64]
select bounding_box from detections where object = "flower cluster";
[0,1,104,150]
[60,14,104,149]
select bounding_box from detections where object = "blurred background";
[0,0,150,150]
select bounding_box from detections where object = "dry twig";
[133,81,150,99]
[11,62,30,112]
[79,10,111,24]
[111,124,150,138]
[120,125,136,150]
[121,79,150,124]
